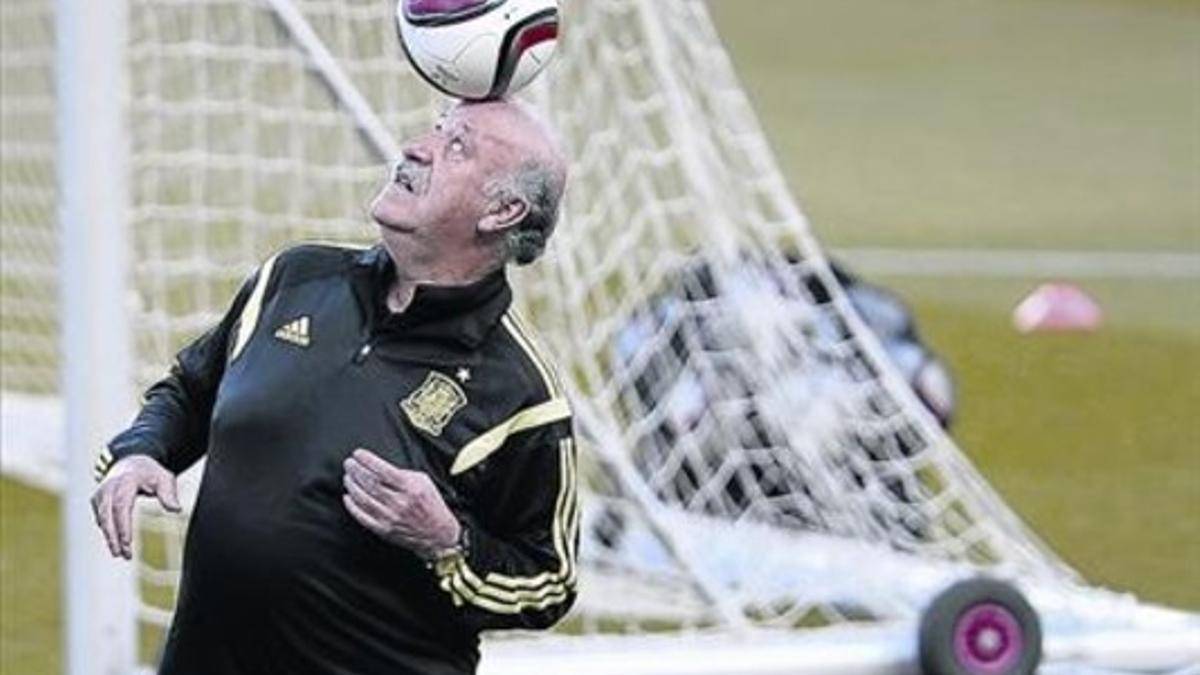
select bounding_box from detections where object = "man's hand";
[342,448,461,560]
[90,455,181,560]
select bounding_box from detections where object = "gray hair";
[490,161,564,266]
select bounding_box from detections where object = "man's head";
[369,99,567,283]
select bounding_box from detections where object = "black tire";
[918,577,1042,675]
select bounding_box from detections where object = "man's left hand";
[342,448,461,560]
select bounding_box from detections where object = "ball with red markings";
[396,0,560,100]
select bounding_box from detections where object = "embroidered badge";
[401,371,467,436]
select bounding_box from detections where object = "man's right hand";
[90,455,181,559]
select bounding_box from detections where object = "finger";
[154,473,182,513]
[350,449,406,488]
[344,459,388,499]
[343,472,393,523]
[112,482,138,560]
[90,491,104,528]
[343,493,387,535]
[93,487,122,558]
[346,458,411,509]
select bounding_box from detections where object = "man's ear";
[478,194,529,235]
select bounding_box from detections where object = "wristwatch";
[427,524,470,577]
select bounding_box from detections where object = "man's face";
[369,102,535,272]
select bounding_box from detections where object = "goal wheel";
[918,577,1042,675]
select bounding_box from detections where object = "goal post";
[2,0,1198,673]
[55,0,138,671]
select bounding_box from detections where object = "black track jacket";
[99,244,579,674]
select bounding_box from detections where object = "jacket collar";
[353,245,512,348]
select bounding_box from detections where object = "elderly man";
[90,100,578,675]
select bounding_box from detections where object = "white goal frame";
[56,0,137,671]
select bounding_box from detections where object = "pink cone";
[1012,283,1103,333]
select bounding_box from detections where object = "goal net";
[2,0,1195,672]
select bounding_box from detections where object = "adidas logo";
[274,316,311,347]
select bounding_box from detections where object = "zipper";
[353,339,374,365]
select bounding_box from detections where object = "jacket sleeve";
[435,420,580,632]
[95,258,275,480]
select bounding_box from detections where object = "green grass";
[885,277,1200,609]
[710,0,1200,250]
[1,480,61,675]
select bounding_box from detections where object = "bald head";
[458,99,566,176]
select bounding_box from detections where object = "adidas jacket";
[100,243,579,675]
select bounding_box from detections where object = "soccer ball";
[396,0,560,101]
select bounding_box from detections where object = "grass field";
[711,0,1199,252]
[879,277,1199,607]
[2,0,1198,673]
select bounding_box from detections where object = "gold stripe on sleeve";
[482,438,578,589]
[229,254,279,362]
[439,438,579,613]
[445,562,572,614]
[501,312,564,397]
[93,449,115,482]
[506,310,565,392]
[450,398,572,475]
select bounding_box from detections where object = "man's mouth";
[376,219,413,234]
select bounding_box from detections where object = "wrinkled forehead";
[441,102,546,153]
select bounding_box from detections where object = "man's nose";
[401,137,433,165]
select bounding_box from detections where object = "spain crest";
[401,371,468,436]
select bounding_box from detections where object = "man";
[90,99,578,674]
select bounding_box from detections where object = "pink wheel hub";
[952,602,1024,673]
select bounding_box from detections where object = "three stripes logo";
[274,316,312,348]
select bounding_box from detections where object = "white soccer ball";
[396,0,560,101]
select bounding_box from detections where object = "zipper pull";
[353,341,373,365]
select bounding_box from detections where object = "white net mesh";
[1,0,59,395]
[126,0,426,382]
[6,0,1145,667]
